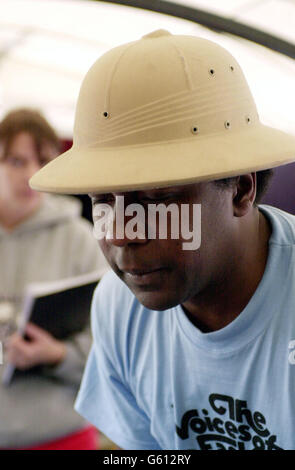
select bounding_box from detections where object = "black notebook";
[28,280,98,340]
[2,270,103,385]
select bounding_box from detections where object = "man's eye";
[139,193,175,203]
[91,194,114,205]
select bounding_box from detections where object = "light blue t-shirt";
[75,205,295,450]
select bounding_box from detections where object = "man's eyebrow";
[137,186,183,195]
[88,187,182,199]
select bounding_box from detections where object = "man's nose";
[105,196,147,247]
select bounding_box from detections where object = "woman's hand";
[6,322,66,370]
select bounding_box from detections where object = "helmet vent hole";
[191,126,199,135]
[224,121,231,129]
[103,111,109,118]
[209,69,215,76]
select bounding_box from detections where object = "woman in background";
[0,108,109,450]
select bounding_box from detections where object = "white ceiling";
[0,0,294,138]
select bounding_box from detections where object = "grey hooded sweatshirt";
[0,194,109,448]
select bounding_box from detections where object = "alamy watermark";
[92,196,201,250]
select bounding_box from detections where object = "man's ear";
[233,173,256,217]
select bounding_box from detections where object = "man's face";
[0,132,56,218]
[91,182,238,311]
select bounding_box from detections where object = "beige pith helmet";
[30,29,295,195]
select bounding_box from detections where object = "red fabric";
[14,426,99,450]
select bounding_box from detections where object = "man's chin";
[114,268,181,310]
[131,288,180,312]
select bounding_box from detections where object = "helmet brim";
[29,123,295,195]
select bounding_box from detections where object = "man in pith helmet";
[30,30,295,450]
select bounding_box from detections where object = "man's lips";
[119,267,168,285]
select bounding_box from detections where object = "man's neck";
[182,209,271,333]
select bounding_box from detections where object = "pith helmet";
[30,29,295,194]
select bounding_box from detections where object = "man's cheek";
[98,241,117,270]
[98,240,110,261]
